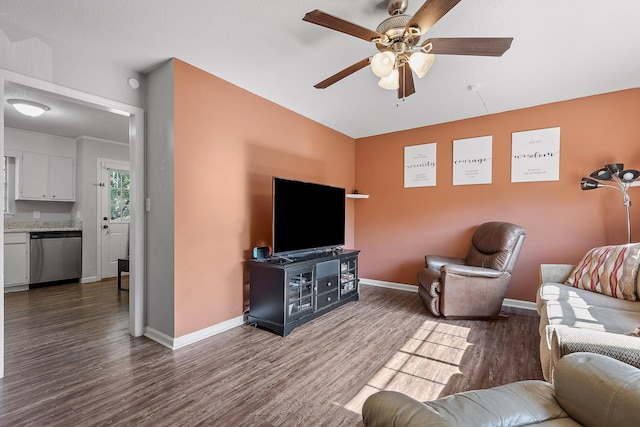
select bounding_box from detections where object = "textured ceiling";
[4,83,130,143]
[1,0,640,140]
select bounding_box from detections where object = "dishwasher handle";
[31,231,82,239]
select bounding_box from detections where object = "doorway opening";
[0,70,145,378]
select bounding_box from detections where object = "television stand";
[248,249,360,336]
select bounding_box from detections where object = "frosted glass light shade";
[620,170,640,182]
[371,51,395,78]
[378,69,399,90]
[408,52,435,78]
[7,99,49,117]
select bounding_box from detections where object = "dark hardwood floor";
[1,280,543,426]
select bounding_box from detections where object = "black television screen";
[272,177,346,255]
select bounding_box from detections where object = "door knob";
[103,225,109,229]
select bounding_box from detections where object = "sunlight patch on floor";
[340,319,471,414]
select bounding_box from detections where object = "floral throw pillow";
[565,243,640,301]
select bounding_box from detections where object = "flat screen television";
[272,177,346,256]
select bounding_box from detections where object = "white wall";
[145,59,175,337]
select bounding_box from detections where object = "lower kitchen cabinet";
[4,233,29,290]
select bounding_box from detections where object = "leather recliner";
[417,221,526,318]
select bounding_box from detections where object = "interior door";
[99,160,130,279]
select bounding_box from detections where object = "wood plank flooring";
[1,280,543,426]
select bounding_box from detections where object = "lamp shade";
[580,177,601,190]
[590,168,613,181]
[606,163,624,175]
[378,69,399,90]
[619,169,640,183]
[7,99,49,117]
[408,52,435,78]
[371,51,395,78]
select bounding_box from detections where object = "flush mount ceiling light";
[303,0,513,99]
[7,99,50,117]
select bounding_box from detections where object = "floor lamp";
[581,163,640,244]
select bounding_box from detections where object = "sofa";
[362,352,640,427]
[537,260,640,382]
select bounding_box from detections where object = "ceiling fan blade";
[425,37,514,56]
[398,64,416,99]
[303,9,383,42]
[405,0,461,35]
[314,58,371,89]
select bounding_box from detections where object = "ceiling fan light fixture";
[408,52,435,78]
[7,99,50,117]
[371,51,395,78]
[378,68,399,90]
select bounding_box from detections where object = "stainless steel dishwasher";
[30,231,82,287]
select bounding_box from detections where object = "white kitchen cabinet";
[4,233,29,290]
[49,155,75,200]
[16,152,76,201]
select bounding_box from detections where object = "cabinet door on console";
[340,256,358,297]
[286,268,314,319]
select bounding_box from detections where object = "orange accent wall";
[173,60,355,337]
[354,89,640,302]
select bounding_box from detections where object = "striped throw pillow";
[565,243,640,301]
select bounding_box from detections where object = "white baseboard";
[4,284,28,293]
[144,327,174,349]
[81,276,98,284]
[359,277,537,313]
[503,298,537,312]
[360,278,418,292]
[144,315,245,350]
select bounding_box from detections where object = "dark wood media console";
[248,249,360,336]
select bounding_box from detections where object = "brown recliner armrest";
[425,255,465,271]
[442,264,505,278]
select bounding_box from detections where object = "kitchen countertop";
[4,220,82,233]
[5,227,82,233]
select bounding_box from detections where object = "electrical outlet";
[33,211,40,219]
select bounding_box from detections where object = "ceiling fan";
[303,0,513,99]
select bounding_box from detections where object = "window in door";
[109,170,130,223]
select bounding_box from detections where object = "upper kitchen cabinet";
[17,152,75,201]
[5,127,77,202]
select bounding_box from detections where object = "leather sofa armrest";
[539,264,575,284]
[363,382,566,427]
[425,255,465,271]
[362,391,449,427]
[554,352,640,427]
[442,264,504,278]
[551,327,640,371]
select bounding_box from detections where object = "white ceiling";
[2,0,640,140]
[4,83,130,142]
